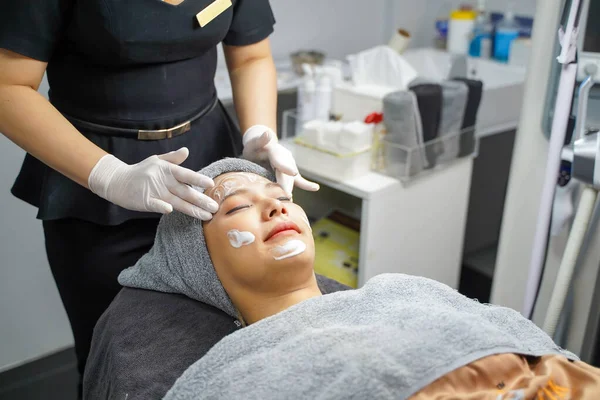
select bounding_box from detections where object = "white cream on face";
[227,229,256,249]
[272,239,306,260]
[212,173,261,202]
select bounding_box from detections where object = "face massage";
[80,158,600,399]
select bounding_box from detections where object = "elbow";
[228,53,272,75]
[224,39,274,74]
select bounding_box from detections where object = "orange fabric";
[410,353,600,399]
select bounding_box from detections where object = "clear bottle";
[313,67,332,122]
[296,64,316,134]
[469,0,492,59]
[494,3,520,63]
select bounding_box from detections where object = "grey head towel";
[118,158,275,318]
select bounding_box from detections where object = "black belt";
[64,96,219,140]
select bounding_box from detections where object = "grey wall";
[0,75,73,372]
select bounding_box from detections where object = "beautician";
[0,0,318,394]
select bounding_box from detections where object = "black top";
[0,0,275,225]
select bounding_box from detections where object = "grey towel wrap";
[118,158,275,318]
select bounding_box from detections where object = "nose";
[262,198,288,220]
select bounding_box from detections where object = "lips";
[265,221,301,241]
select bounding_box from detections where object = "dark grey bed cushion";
[83,275,350,400]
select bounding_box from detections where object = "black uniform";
[0,0,275,392]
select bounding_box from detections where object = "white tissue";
[347,45,418,90]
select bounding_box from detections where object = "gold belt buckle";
[137,120,192,140]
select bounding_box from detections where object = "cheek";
[220,214,262,250]
[289,206,312,233]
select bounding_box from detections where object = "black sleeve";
[0,0,74,62]
[222,0,276,46]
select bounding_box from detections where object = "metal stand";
[523,0,584,319]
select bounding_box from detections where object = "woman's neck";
[240,276,322,325]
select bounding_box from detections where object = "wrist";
[88,154,127,198]
[242,125,277,147]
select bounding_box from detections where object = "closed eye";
[225,197,292,215]
[225,205,250,215]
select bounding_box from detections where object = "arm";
[223,38,277,134]
[0,49,107,188]
[0,48,218,219]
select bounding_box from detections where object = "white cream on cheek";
[227,229,256,249]
[272,239,306,260]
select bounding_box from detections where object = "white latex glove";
[88,147,218,220]
[242,125,320,195]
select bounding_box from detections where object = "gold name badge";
[196,0,232,27]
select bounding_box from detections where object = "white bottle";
[447,9,477,55]
[313,67,332,122]
[296,64,316,134]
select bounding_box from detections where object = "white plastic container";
[447,10,477,55]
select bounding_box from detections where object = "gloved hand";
[242,125,320,195]
[88,147,218,220]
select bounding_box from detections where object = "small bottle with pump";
[469,0,492,59]
[494,3,521,63]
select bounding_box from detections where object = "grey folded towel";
[164,273,577,400]
[438,80,469,163]
[382,90,428,177]
[118,158,274,318]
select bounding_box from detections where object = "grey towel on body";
[164,273,577,400]
[118,158,274,318]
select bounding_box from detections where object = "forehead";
[213,172,271,186]
[207,172,274,201]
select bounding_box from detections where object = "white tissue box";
[332,83,397,123]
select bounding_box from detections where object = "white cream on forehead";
[212,173,264,202]
[227,229,255,249]
[272,239,306,260]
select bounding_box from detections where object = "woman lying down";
[114,158,600,400]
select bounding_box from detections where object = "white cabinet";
[283,139,473,289]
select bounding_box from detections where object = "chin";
[268,244,315,268]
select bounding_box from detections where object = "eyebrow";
[219,181,282,204]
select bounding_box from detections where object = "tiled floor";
[0,349,78,400]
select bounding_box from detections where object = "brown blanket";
[411,353,600,399]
